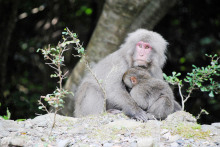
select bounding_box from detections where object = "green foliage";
[37,27,88,114]
[163,71,182,86]
[196,109,209,120]
[16,119,26,122]
[37,27,87,137]
[0,105,11,120]
[184,54,219,97]
[39,88,72,109]
[37,28,81,112]
[76,6,93,16]
[164,54,220,110]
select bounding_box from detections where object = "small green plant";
[196,109,209,120]
[37,28,107,137]
[164,54,219,111]
[0,104,11,120]
[37,28,76,136]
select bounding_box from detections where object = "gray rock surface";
[0,111,219,147]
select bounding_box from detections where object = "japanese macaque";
[74,29,168,121]
[123,67,181,120]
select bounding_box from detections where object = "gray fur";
[123,67,181,120]
[74,29,168,121]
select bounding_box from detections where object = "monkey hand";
[128,108,153,122]
[145,113,156,120]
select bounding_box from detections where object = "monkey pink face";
[134,41,152,67]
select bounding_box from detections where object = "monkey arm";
[130,86,149,110]
[107,84,151,122]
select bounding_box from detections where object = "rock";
[137,137,154,147]
[202,125,220,134]
[1,112,220,146]
[162,132,171,140]
[103,142,114,147]
[71,127,87,134]
[169,135,180,142]
[176,139,184,145]
[211,122,220,129]
[162,132,180,142]
[106,120,143,129]
[166,111,196,123]
[9,137,26,146]
[0,130,10,138]
[0,119,20,131]
[24,120,33,128]
[130,141,138,147]
[170,142,179,147]
[161,129,169,135]
[0,137,10,146]
[56,139,71,147]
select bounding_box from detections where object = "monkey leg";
[74,83,104,117]
[146,96,174,120]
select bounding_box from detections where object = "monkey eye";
[145,46,149,49]
[139,44,142,48]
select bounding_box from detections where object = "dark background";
[0,0,219,124]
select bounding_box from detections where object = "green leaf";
[85,8,93,15]
[176,73,181,76]
[6,108,11,120]
[16,119,26,122]
[62,32,68,35]
[172,71,176,76]
[200,87,207,92]
[179,57,186,64]
[163,73,167,79]
[36,48,42,52]
[197,82,202,87]
[192,65,197,68]
[73,33,77,38]
[209,91,214,97]
[78,47,84,54]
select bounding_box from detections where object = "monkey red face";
[134,41,152,67]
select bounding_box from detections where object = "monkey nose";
[139,52,144,56]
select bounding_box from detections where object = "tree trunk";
[61,0,176,116]
[0,0,18,112]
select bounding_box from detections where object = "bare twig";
[85,60,107,112]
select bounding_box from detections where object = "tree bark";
[61,0,176,116]
[0,0,18,110]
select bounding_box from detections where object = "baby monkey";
[123,67,181,120]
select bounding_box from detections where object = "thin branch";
[178,83,184,111]
[62,71,69,79]
[38,98,49,114]
[85,60,107,112]
[183,89,193,103]
[72,54,81,58]
[46,63,59,71]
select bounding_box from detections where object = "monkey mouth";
[134,59,152,68]
[136,59,146,62]
[134,60,147,65]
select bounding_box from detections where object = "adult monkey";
[74,29,168,121]
[122,67,181,120]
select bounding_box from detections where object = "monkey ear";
[130,77,137,85]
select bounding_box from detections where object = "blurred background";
[0,0,219,124]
